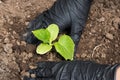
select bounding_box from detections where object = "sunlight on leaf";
[47,24,59,44]
[32,29,50,43]
[54,35,75,60]
[36,43,52,55]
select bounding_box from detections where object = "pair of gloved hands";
[23,0,120,80]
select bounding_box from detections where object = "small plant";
[32,24,75,60]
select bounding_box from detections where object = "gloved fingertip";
[24,32,39,44]
[37,62,48,68]
[28,69,35,74]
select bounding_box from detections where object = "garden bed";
[0,0,120,80]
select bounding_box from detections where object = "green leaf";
[36,43,52,55]
[32,29,50,43]
[54,35,75,60]
[47,24,59,44]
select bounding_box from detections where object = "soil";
[0,0,120,80]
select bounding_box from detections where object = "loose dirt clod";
[3,43,13,53]
[105,33,114,40]
[29,65,37,69]
[21,70,30,77]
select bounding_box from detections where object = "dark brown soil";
[0,0,120,80]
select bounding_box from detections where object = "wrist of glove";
[23,60,120,80]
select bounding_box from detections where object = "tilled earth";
[0,0,120,80]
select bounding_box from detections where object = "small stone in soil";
[9,21,13,25]
[29,65,37,69]
[27,15,31,18]
[28,53,33,58]
[25,22,29,26]
[21,70,30,77]
[105,33,114,40]
[21,41,26,46]
[3,43,13,53]
[99,17,105,22]
[4,38,10,43]
[16,40,20,45]
[0,0,2,3]
[31,74,36,78]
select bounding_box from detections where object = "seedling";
[32,24,75,60]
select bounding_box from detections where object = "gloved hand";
[23,60,120,80]
[24,0,93,54]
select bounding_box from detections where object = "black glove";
[23,60,120,80]
[24,0,93,53]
